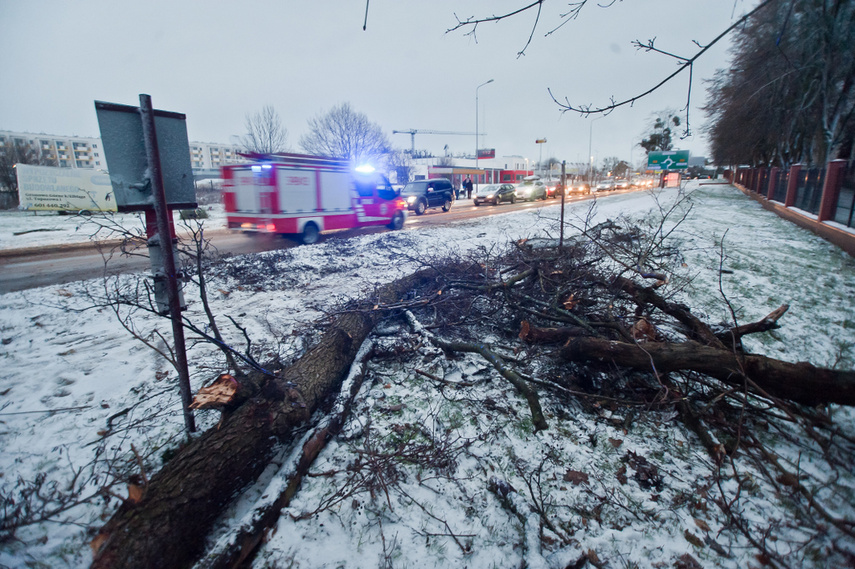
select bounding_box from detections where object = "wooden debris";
[189,374,240,410]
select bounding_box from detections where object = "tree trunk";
[561,337,855,407]
[91,271,436,569]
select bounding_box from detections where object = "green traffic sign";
[647,150,690,171]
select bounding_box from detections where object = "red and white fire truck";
[222,153,406,244]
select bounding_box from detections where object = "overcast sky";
[1,1,754,170]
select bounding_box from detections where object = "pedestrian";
[463,176,473,199]
[453,179,461,200]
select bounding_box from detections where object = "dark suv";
[400,179,454,215]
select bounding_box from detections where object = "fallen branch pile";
[90,218,855,568]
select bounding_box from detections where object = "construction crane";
[392,129,482,154]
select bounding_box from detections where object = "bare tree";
[386,148,415,184]
[299,102,391,165]
[240,105,289,154]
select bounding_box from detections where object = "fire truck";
[222,153,406,244]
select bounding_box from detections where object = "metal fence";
[833,161,855,228]
[793,167,826,215]
[771,169,789,203]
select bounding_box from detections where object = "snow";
[0,205,227,251]
[2,182,854,568]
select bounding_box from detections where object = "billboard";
[477,148,495,159]
[95,100,196,211]
[647,150,690,171]
[16,164,117,212]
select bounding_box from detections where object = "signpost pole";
[139,94,196,435]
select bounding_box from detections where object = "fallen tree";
[560,336,855,407]
[89,215,855,568]
[90,269,438,569]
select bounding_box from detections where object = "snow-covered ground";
[0,204,227,252]
[2,182,854,568]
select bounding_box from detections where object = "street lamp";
[475,79,494,192]
[535,138,547,177]
[587,115,605,187]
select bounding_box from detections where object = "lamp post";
[535,138,547,177]
[588,115,605,187]
[475,79,494,192]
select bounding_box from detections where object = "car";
[515,179,548,201]
[614,179,631,190]
[400,178,455,215]
[594,179,615,192]
[473,183,517,206]
[566,182,591,195]
[544,179,562,198]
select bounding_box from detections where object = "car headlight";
[406,196,416,204]
[486,194,494,199]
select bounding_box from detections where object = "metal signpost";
[95,95,197,434]
[647,150,690,171]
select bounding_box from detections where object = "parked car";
[474,183,517,206]
[400,179,455,215]
[515,179,547,201]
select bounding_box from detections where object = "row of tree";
[241,102,393,166]
[704,0,855,167]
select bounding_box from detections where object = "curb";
[0,228,234,259]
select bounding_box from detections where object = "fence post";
[818,160,848,222]
[785,164,802,207]
[767,167,779,200]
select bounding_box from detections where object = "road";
[0,192,609,294]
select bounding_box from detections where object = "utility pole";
[475,79,494,192]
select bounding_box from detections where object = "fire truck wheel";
[300,222,320,245]
[441,198,452,212]
[414,200,427,215]
[388,211,405,230]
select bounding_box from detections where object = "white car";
[515,180,547,201]
[594,180,615,192]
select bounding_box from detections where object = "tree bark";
[561,337,855,407]
[91,270,436,569]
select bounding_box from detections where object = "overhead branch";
[548,0,776,130]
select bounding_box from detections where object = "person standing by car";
[463,176,473,199]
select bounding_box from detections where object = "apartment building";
[0,130,246,174]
